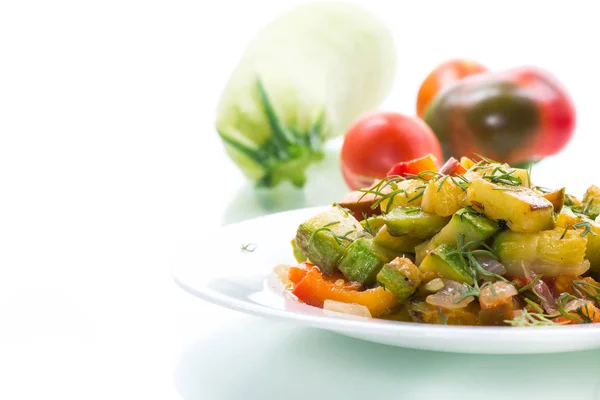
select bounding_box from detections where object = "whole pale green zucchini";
[216,3,396,187]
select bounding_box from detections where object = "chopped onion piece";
[564,299,591,313]
[274,264,292,287]
[523,266,558,314]
[475,254,507,276]
[479,281,518,309]
[323,300,372,318]
[423,278,445,293]
[426,280,474,309]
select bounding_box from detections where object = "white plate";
[172,206,600,354]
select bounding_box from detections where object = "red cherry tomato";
[417,59,488,118]
[341,112,444,190]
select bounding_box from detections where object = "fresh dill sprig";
[560,224,570,240]
[573,304,596,323]
[332,202,352,217]
[437,307,448,325]
[572,279,600,308]
[555,292,595,324]
[571,199,595,218]
[526,163,533,188]
[504,298,566,327]
[406,186,426,203]
[482,166,523,186]
[358,176,409,214]
[517,274,543,294]
[449,235,511,303]
[505,309,564,327]
[310,222,356,246]
[564,193,580,207]
[436,175,449,192]
[533,186,552,194]
[240,243,257,252]
[459,204,484,216]
[572,221,598,237]
[474,153,501,164]
[450,175,470,191]
[362,214,376,236]
[404,170,443,182]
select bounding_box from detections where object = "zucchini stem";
[220,78,326,188]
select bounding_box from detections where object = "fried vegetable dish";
[276,155,600,327]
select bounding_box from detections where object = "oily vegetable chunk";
[295,207,363,274]
[494,227,590,277]
[291,238,307,263]
[376,257,422,302]
[556,207,600,273]
[421,175,467,217]
[337,237,396,284]
[362,215,424,254]
[420,164,530,217]
[542,187,566,213]
[466,178,554,233]
[428,208,501,249]
[377,179,426,212]
[384,207,450,238]
[419,243,474,284]
[414,240,432,266]
[407,300,479,325]
[583,185,600,220]
[373,225,424,254]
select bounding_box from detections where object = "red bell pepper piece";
[386,154,439,179]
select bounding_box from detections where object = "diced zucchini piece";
[414,240,432,266]
[421,176,467,217]
[378,179,426,212]
[429,208,500,248]
[384,207,450,238]
[337,237,395,285]
[419,243,473,284]
[583,185,600,219]
[360,215,385,234]
[376,257,422,302]
[589,228,600,271]
[556,207,600,273]
[494,227,590,277]
[407,300,479,325]
[291,238,306,263]
[542,187,565,213]
[466,178,554,233]
[295,207,363,274]
[373,225,424,253]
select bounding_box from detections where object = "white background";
[1,1,600,399]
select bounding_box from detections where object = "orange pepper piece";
[292,267,398,317]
